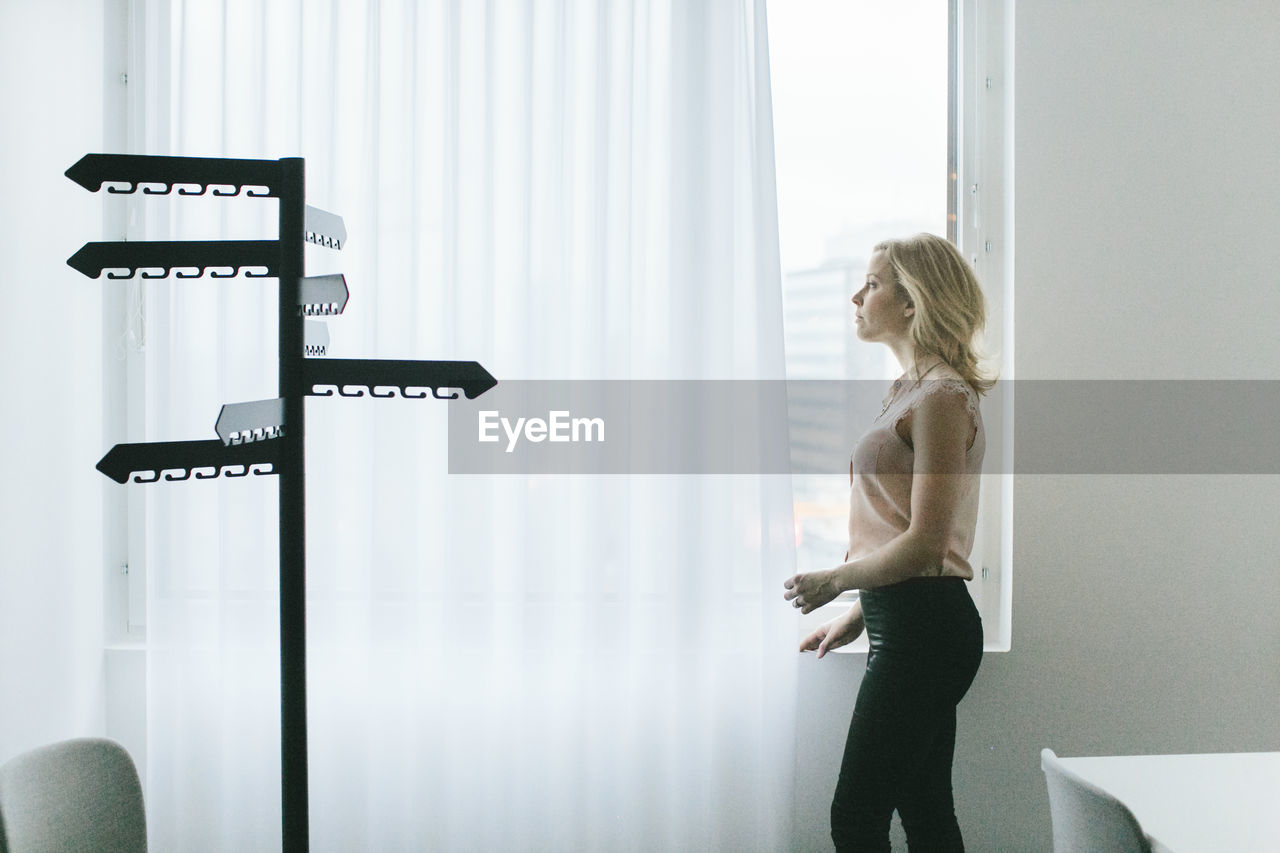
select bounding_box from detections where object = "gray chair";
[1040,748,1152,853]
[0,737,146,853]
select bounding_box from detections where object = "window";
[770,0,1012,651]
[103,0,147,647]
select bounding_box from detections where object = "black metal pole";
[278,157,309,853]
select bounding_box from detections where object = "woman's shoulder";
[894,368,982,446]
[912,367,978,407]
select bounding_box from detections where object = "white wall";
[794,1,1280,849]
[0,0,108,761]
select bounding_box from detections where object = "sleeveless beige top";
[846,370,985,581]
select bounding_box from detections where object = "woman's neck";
[894,348,946,381]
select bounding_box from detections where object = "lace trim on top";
[917,377,979,416]
[887,377,981,447]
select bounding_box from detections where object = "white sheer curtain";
[136,1,797,850]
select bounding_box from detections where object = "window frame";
[956,0,1013,652]
[794,0,1014,653]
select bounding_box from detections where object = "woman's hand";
[798,606,865,658]
[782,568,844,614]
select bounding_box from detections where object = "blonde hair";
[874,233,998,396]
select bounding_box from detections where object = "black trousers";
[830,576,983,853]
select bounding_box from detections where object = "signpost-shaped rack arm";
[96,438,281,483]
[302,358,498,399]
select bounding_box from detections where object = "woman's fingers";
[783,573,809,601]
[823,633,848,655]
[818,631,850,658]
[788,573,844,612]
[799,626,827,652]
[784,574,804,610]
[784,570,838,613]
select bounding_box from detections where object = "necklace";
[878,359,946,419]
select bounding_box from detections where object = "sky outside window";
[769,0,948,278]
[769,0,950,582]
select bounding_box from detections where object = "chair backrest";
[0,737,146,853]
[1040,748,1151,853]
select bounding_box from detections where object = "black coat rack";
[68,153,498,853]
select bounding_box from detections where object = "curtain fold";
[139,1,797,849]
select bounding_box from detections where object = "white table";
[1058,752,1280,853]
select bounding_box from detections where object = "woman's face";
[851,251,913,342]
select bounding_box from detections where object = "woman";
[783,233,995,852]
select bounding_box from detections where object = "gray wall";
[794,1,1280,849]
